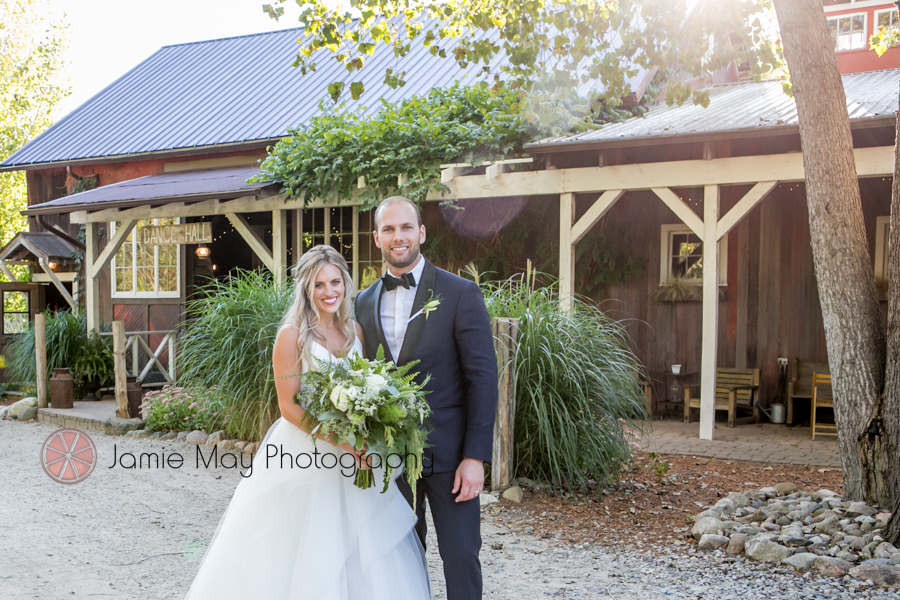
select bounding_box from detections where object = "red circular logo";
[41,428,97,484]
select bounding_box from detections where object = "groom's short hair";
[374,196,422,229]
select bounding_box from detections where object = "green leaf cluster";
[254,83,538,209]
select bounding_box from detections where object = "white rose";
[330,385,350,411]
[346,386,360,398]
[366,374,387,389]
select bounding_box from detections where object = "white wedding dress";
[184,338,432,599]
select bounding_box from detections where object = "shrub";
[483,276,647,492]
[177,270,292,441]
[141,386,232,433]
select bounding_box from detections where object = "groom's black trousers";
[397,471,482,600]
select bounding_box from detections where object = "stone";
[811,489,839,502]
[17,406,37,421]
[745,538,792,564]
[725,533,748,556]
[874,542,899,560]
[207,430,227,445]
[692,517,725,540]
[7,397,38,419]
[501,485,524,503]
[782,553,819,571]
[234,441,248,451]
[812,556,852,578]
[0,405,10,419]
[848,563,900,588]
[694,509,724,521]
[836,550,859,563]
[774,482,798,495]
[245,442,258,455]
[845,502,878,519]
[185,430,209,445]
[713,498,735,515]
[160,432,177,440]
[815,516,838,534]
[177,431,189,441]
[697,534,730,551]
[759,487,778,499]
[132,429,153,439]
[479,493,499,506]
[774,516,793,526]
[217,439,236,451]
[104,417,144,436]
[152,431,166,439]
[726,492,750,508]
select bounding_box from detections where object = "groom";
[355,196,497,600]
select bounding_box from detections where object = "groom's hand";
[452,458,484,502]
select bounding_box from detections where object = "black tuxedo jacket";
[355,258,497,474]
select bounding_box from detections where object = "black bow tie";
[382,272,417,291]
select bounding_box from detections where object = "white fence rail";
[102,321,176,418]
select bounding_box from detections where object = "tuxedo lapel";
[368,279,394,363]
[397,258,437,366]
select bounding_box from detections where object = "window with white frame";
[659,225,728,285]
[298,207,382,292]
[876,8,900,33]
[111,218,181,298]
[875,216,890,280]
[827,13,867,50]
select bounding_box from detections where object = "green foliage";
[266,0,782,110]
[0,1,69,279]
[141,386,230,433]
[424,198,642,298]
[483,276,647,492]
[870,23,900,56]
[176,270,292,440]
[645,452,671,480]
[254,84,539,209]
[3,311,111,398]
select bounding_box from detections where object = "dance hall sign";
[139,222,211,246]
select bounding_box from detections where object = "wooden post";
[699,185,720,440]
[168,332,176,383]
[112,321,129,418]
[84,223,101,333]
[559,193,575,311]
[272,209,287,285]
[491,316,519,491]
[35,313,47,408]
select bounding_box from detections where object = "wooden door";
[0,283,39,383]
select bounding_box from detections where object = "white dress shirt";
[379,256,425,361]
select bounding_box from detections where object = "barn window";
[876,8,900,33]
[111,218,181,298]
[659,225,728,285]
[827,13,867,51]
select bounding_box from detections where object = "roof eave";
[524,114,896,155]
[0,138,281,173]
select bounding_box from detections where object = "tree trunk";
[773,0,886,502]
[879,101,900,543]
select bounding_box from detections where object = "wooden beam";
[227,213,273,272]
[88,220,137,280]
[112,321,129,418]
[652,188,704,237]
[292,209,302,266]
[716,181,777,240]
[272,209,287,285]
[699,184,720,441]
[0,262,17,282]
[571,190,625,244]
[32,271,77,283]
[85,224,101,333]
[35,313,47,408]
[435,146,892,200]
[559,193,575,311]
[38,260,75,309]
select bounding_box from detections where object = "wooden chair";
[683,368,760,428]
[786,359,830,425]
[810,372,835,440]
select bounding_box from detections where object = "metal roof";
[3,24,651,170]
[527,69,900,153]
[24,166,271,215]
[0,232,78,262]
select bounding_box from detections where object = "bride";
[184,245,432,599]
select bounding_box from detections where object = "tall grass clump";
[4,311,88,396]
[483,276,647,492]
[177,270,292,441]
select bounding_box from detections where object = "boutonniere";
[408,290,441,323]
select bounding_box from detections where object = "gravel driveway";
[1,418,897,599]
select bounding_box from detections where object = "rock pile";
[690,484,900,587]
[125,428,260,455]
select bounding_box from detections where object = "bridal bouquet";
[296,347,431,503]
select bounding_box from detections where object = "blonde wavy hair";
[282,245,357,361]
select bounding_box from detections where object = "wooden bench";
[786,359,830,425]
[683,368,760,428]
[811,373,835,440]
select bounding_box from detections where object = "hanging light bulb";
[195,244,211,259]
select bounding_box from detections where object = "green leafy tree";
[264,0,782,111]
[0,0,69,278]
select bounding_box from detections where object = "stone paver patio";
[638,419,840,467]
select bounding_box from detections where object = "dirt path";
[2,419,896,600]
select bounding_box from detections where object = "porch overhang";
[0,232,80,308]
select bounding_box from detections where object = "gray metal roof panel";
[4,24,651,169]
[25,166,268,213]
[528,69,900,151]
[0,232,78,261]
